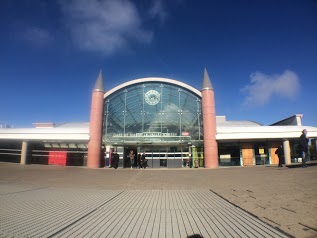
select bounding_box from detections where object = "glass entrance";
[138,146,190,168]
[254,143,269,165]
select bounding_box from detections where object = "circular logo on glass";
[145,90,160,105]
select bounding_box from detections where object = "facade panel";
[103,82,203,147]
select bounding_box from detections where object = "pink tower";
[87,71,105,168]
[201,68,219,168]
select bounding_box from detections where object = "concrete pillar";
[201,68,218,168]
[20,141,28,165]
[188,145,192,164]
[87,71,105,169]
[283,139,291,165]
[314,139,317,159]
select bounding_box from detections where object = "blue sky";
[0,0,316,128]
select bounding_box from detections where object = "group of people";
[135,152,148,169]
[129,151,148,169]
[111,150,148,169]
[275,129,310,168]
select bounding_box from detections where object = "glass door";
[254,143,269,165]
[138,146,190,168]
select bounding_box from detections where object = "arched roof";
[104,77,201,98]
[102,77,203,142]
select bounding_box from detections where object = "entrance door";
[254,143,269,165]
[139,146,190,168]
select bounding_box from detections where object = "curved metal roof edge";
[104,77,202,98]
[1,125,316,141]
[216,125,317,132]
[55,122,90,128]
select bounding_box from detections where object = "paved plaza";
[0,163,316,238]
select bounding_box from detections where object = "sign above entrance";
[145,90,160,105]
[113,132,178,137]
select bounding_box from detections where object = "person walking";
[275,145,284,167]
[112,151,119,169]
[141,152,146,169]
[299,129,309,168]
[137,153,141,169]
[129,150,135,169]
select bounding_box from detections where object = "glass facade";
[218,142,241,166]
[103,81,203,147]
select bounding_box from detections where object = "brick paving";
[0,163,316,237]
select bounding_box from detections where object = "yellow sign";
[259,148,264,154]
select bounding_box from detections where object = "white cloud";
[241,70,300,107]
[59,0,156,55]
[24,27,54,47]
[148,0,168,23]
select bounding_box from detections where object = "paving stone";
[0,186,291,238]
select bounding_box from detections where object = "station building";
[0,69,316,168]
